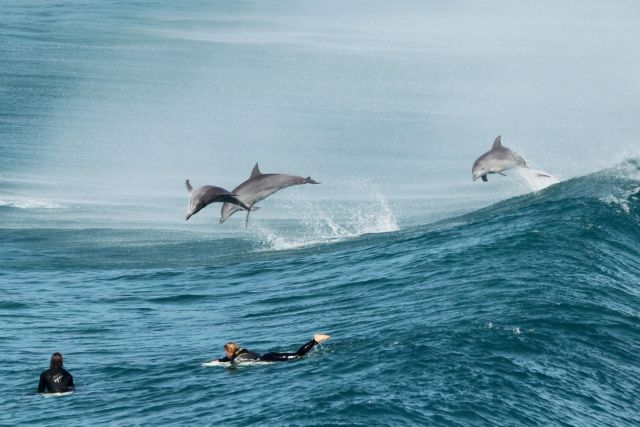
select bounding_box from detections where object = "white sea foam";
[600,185,640,214]
[41,391,74,398]
[0,198,64,209]
[513,167,560,192]
[252,187,399,251]
[598,159,640,214]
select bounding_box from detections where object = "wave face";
[3,160,639,425]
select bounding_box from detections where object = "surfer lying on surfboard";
[207,333,331,365]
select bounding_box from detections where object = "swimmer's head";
[50,352,63,369]
[224,342,238,358]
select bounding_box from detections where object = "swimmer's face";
[224,348,234,358]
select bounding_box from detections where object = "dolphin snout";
[185,213,192,221]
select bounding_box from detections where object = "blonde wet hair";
[224,342,238,353]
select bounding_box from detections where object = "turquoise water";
[2,1,640,425]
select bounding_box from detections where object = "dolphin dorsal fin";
[185,179,193,193]
[250,163,262,178]
[492,135,502,150]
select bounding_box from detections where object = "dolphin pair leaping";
[185,164,319,225]
[472,135,550,182]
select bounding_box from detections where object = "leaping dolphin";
[472,135,528,182]
[184,180,250,221]
[220,163,320,225]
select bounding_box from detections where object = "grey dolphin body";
[220,163,320,225]
[185,180,250,221]
[472,135,527,182]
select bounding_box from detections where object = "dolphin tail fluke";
[185,180,193,192]
[304,177,320,184]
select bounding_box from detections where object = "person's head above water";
[50,352,63,370]
[223,342,238,358]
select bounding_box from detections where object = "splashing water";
[250,190,399,251]
[514,167,560,192]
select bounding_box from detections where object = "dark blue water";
[2,161,639,425]
[2,1,640,425]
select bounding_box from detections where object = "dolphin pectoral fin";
[185,180,193,192]
[304,177,320,184]
[538,173,551,178]
[244,205,261,227]
[482,176,488,182]
[498,172,507,176]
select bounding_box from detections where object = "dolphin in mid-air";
[472,135,530,182]
[220,163,320,225]
[184,180,250,221]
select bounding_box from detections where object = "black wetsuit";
[38,368,74,393]
[218,339,319,363]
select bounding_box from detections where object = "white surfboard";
[41,391,74,398]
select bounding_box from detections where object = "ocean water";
[2,1,640,425]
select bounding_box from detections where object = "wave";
[455,157,639,224]
[1,159,638,272]
[249,158,639,253]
